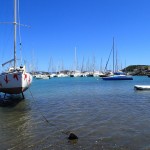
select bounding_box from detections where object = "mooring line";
[27,84,78,141]
[28,87,67,132]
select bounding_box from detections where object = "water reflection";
[0,96,33,149]
[0,94,23,107]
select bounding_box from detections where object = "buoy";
[68,132,78,140]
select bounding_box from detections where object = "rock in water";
[68,133,78,140]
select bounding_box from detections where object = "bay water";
[1,76,150,150]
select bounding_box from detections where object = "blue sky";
[0,0,150,72]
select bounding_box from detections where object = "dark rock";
[68,133,78,140]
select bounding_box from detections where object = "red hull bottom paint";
[0,87,28,94]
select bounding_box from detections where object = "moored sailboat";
[0,0,32,98]
[102,38,133,80]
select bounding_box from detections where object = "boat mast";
[115,47,118,72]
[74,47,77,71]
[14,0,17,70]
[113,37,114,74]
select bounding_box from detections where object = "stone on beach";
[68,133,78,140]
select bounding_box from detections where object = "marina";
[1,0,150,150]
[1,76,150,149]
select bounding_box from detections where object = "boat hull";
[0,72,32,94]
[134,85,150,90]
[102,75,133,80]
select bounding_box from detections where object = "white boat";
[70,48,83,77]
[93,71,101,77]
[134,85,150,90]
[74,71,83,77]
[0,0,32,98]
[57,73,68,77]
[70,70,83,77]
[34,74,50,79]
[50,73,58,78]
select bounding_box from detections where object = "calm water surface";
[1,76,150,150]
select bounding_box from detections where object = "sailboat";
[70,47,83,77]
[102,38,133,80]
[0,0,33,98]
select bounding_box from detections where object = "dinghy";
[134,85,150,90]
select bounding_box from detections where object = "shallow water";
[1,76,150,150]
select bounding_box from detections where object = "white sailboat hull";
[0,72,32,94]
[0,0,33,96]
